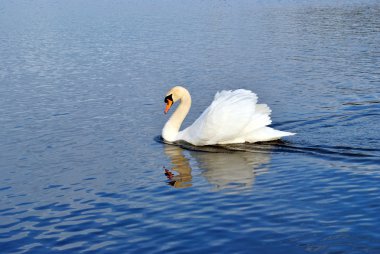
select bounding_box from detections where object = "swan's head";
[164,86,187,114]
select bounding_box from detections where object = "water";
[1,0,380,253]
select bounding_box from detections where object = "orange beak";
[164,100,173,114]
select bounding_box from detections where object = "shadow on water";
[155,136,380,163]
[155,135,287,153]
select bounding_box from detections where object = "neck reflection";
[164,145,193,188]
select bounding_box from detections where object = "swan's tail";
[247,127,295,143]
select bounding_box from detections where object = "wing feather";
[179,90,257,145]
[177,89,294,145]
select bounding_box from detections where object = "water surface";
[1,0,380,253]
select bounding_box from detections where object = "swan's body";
[162,86,294,146]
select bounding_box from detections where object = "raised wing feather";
[178,90,258,145]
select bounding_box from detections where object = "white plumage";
[162,86,294,146]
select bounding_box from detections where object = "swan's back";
[177,89,294,145]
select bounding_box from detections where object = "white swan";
[162,86,295,146]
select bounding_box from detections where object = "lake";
[1,0,380,253]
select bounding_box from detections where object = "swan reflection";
[163,144,271,191]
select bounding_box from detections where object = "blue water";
[1,0,380,253]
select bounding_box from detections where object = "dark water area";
[1,0,380,253]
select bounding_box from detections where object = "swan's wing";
[177,89,295,145]
[256,104,271,116]
[178,89,258,145]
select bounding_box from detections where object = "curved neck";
[162,90,192,142]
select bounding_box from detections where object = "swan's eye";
[164,94,173,103]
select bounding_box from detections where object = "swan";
[162,86,295,146]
